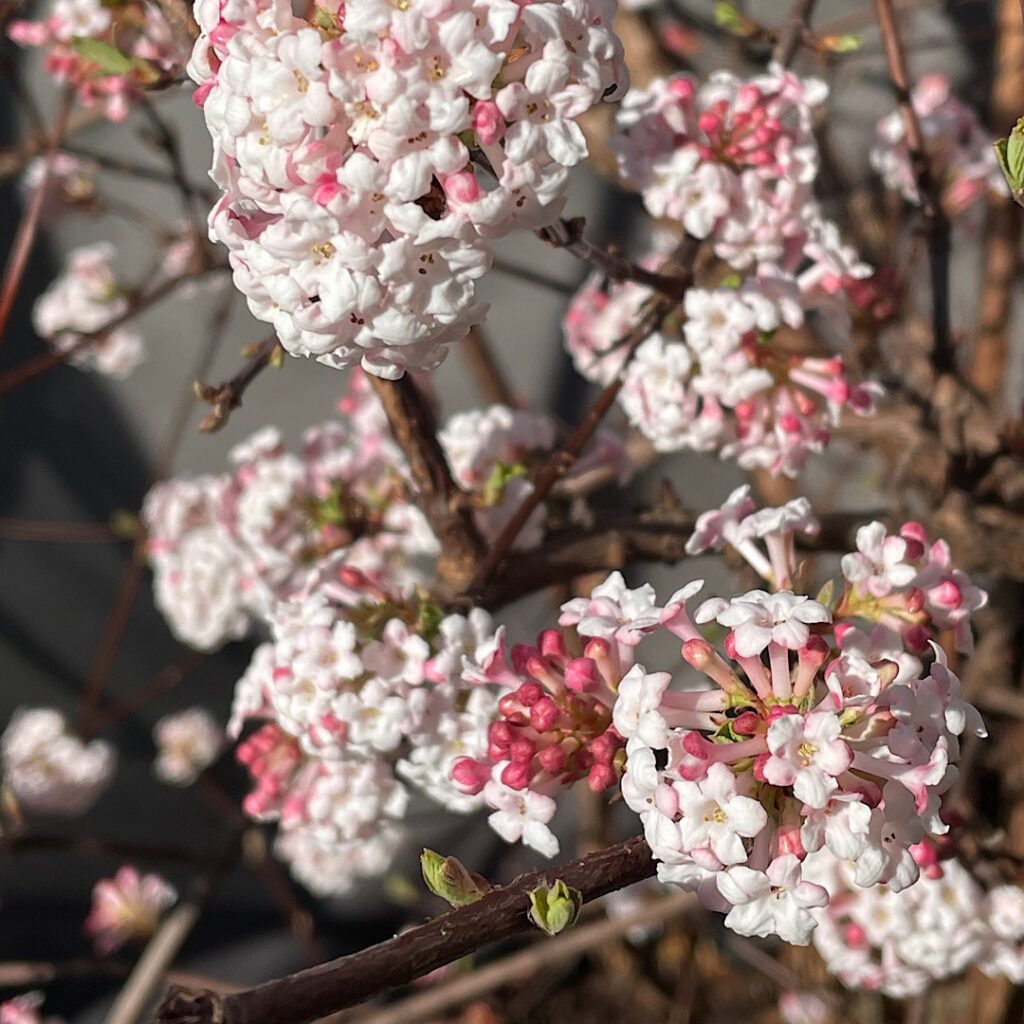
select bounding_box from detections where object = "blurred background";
[0,1,1020,1022]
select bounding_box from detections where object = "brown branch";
[535,218,691,297]
[461,326,517,407]
[491,257,576,296]
[0,88,73,347]
[353,890,694,1024]
[463,234,701,600]
[773,0,819,66]
[0,517,121,542]
[154,835,656,1024]
[88,650,210,733]
[194,337,280,433]
[473,505,872,610]
[873,0,954,375]
[4,828,214,866]
[368,373,484,591]
[969,0,1024,402]
[77,541,148,736]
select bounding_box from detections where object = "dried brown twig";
[193,336,281,433]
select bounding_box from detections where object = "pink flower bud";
[537,744,568,773]
[443,170,480,205]
[516,680,544,706]
[587,763,615,791]
[931,579,963,610]
[501,759,531,790]
[530,697,559,733]
[564,657,599,692]
[682,637,715,669]
[731,711,761,736]
[472,101,505,145]
[510,738,536,763]
[539,629,567,659]
[845,922,867,947]
[451,757,489,795]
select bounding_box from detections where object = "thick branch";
[463,234,701,600]
[154,836,655,1024]
[873,0,954,374]
[368,374,484,590]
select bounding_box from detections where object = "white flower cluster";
[563,69,879,477]
[188,0,626,378]
[1,708,116,816]
[582,493,990,947]
[142,392,436,651]
[871,72,1006,216]
[33,243,145,378]
[231,573,499,896]
[152,707,225,785]
[808,853,1024,996]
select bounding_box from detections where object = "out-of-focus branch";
[194,337,281,433]
[535,218,690,297]
[0,270,215,396]
[369,373,485,591]
[0,517,122,542]
[773,0,819,66]
[970,0,1024,402]
[474,504,873,610]
[0,88,73,346]
[873,0,954,375]
[155,835,656,1024]
[462,326,517,407]
[3,829,213,866]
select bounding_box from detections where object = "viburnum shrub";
[5,0,1024,1019]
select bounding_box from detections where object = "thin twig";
[0,518,121,542]
[492,257,576,296]
[873,0,954,374]
[0,88,73,346]
[107,831,241,1024]
[773,0,819,65]
[535,218,690,297]
[463,235,701,601]
[3,828,213,866]
[155,835,656,1024]
[194,336,280,433]
[87,650,210,733]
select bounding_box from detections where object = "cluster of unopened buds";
[564,67,879,477]
[871,72,1006,216]
[807,851,1024,996]
[8,0,184,120]
[32,243,146,379]
[188,0,626,378]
